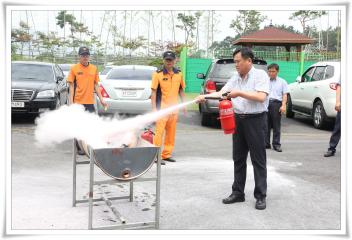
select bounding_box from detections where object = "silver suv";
[286,61,340,129]
[197,58,267,126]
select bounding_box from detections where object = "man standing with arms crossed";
[265,63,288,152]
[196,47,269,210]
[151,51,186,165]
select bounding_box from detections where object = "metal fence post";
[72,139,77,207]
[88,147,94,230]
[300,51,305,75]
[180,47,188,92]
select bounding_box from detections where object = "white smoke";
[34,101,196,149]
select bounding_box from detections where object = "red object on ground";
[141,129,154,144]
[218,100,236,134]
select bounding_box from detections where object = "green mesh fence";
[266,61,316,84]
[184,58,212,93]
[213,49,340,62]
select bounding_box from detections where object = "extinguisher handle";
[204,96,221,100]
[205,92,231,101]
[222,91,231,97]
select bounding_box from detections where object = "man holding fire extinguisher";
[195,47,270,210]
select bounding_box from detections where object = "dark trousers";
[328,111,341,152]
[232,113,267,200]
[75,104,96,153]
[83,104,96,113]
[265,100,282,147]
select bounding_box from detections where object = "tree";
[229,10,267,36]
[289,10,327,34]
[119,36,146,56]
[176,12,197,45]
[56,10,89,53]
[165,41,188,56]
[273,24,300,34]
[11,21,32,56]
[209,36,236,51]
[194,11,203,50]
[36,31,62,57]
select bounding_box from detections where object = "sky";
[10,9,340,54]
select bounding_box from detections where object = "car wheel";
[286,94,294,118]
[199,102,213,127]
[313,100,328,129]
[201,111,213,126]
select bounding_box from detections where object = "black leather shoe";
[324,150,335,157]
[222,194,245,204]
[163,157,176,162]
[154,160,165,165]
[273,146,282,152]
[265,144,271,149]
[255,198,266,210]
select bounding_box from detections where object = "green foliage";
[289,10,327,33]
[229,10,267,36]
[209,36,236,51]
[165,41,189,56]
[176,13,197,44]
[148,58,163,68]
[119,36,146,55]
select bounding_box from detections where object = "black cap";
[78,46,90,55]
[163,51,176,60]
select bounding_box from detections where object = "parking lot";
[11,110,341,230]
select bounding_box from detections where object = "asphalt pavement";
[10,111,341,230]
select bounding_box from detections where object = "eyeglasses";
[80,54,90,57]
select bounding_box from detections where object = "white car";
[96,65,157,115]
[286,61,340,129]
[99,65,116,81]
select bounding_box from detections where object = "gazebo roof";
[233,26,314,46]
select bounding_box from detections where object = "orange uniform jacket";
[67,63,99,104]
[151,67,186,159]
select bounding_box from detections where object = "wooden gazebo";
[233,26,314,60]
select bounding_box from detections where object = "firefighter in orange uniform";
[151,51,186,165]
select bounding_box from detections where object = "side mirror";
[197,73,205,79]
[296,76,302,83]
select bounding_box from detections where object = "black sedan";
[11,61,69,114]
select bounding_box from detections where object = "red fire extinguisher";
[205,94,236,134]
[141,128,154,144]
[218,99,236,134]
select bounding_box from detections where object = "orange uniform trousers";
[153,113,178,159]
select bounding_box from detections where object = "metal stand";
[72,140,161,230]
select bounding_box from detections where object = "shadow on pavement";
[12,114,38,124]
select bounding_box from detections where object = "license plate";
[122,90,137,97]
[12,102,24,108]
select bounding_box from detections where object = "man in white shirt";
[265,63,288,152]
[195,47,269,210]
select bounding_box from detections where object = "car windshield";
[107,68,154,80]
[101,67,112,75]
[59,64,72,71]
[12,63,54,81]
[211,62,236,79]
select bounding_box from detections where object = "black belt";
[269,99,282,103]
[235,112,265,119]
